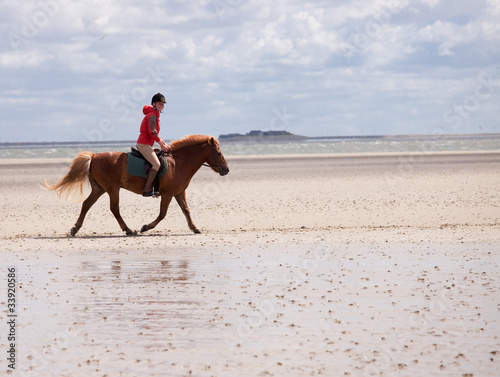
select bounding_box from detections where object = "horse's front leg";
[140,194,173,233]
[175,191,201,234]
[108,189,136,236]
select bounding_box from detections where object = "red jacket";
[137,106,161,146]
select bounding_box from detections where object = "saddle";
[127,148,168,192]
[130,147,162,158]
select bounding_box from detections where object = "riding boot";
[142,168,159,197]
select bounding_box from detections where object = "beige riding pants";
[136,143,161,171]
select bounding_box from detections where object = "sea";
[1,134,499,159]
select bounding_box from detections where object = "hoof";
[140,225,149,233]
[193,228,202,234]
[126,229,138,236]
[70,227,79,236]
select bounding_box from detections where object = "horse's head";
[207,137,229,176]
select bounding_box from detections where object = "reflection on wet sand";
[15,242,500,377]
[80,260,193,284]
[76,260,199,336]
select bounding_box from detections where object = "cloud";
[415,19,499,57]
[0,0,499,142]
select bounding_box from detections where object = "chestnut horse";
[45,135,229,236]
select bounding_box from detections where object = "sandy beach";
[1,151,499,376]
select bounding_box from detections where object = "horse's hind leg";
[71,176,105,236]
[175,191,201,234]
[108,189,136,236]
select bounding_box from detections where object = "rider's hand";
[158,139,171,153]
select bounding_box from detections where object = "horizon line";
[1,132,500,146]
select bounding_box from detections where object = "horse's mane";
[170,135,219,152]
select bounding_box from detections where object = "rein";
[169,141,227,173]
[171,153,212,168]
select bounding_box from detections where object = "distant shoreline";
[219,132,500,143]
[0,140,136,148]
[1,132,500,148]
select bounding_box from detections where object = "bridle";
[171,143,227,172]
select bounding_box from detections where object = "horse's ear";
[209,137,214,145]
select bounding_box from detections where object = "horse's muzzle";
[219,165,229,176]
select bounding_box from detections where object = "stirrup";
[143,190,160,198]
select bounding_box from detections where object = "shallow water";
[1,135,500,159]
[7,243,500,376]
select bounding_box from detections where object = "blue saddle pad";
[127,152,168,178]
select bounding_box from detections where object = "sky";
[1,0,499,143]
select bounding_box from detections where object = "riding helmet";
[151,93,166,105]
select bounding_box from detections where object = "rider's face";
[154,102,165,112]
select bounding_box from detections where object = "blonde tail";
[44,151,94,201]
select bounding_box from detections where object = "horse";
[45,135,229,236]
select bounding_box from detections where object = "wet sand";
[0,151,499,376]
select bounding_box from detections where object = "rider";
[136,93,171,197]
